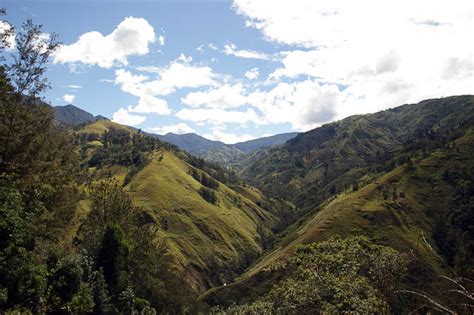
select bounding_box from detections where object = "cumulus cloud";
[204,129,255,144]
[125,55,219,96]
[53,17,155,68]
[176,78,342,131]
[62,94,76,103]
[248,79,340,130]
[234,0,474,116]
[223,43,270,60]
[175,108,261,126]
[181,84,247,109]
[148,123,195,135]
[128,95,170,115]
[112,108,146,126]
[244,68,260,80]
[114,55,221,116]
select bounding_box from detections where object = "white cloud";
[114,55,221,116]
[248,79,340,131]
[148,123,195,135]
[234,0,474,118]
[158,35,165,46]
[128,95,171,115]
[62,94,76,103]
[112,108,146,126]
[204,129,255,144]
[67,84,83,89]
[223,43,270,60]
[145,61,217,95]
[181,84,247,109]
[126,55,219,96]
[196,44,205,52]
[175,108,261,126]
[53,17,155,68]
[245,68,260,80]
[99,79,115,83]
[115,69,149,96]
[176,79,343,131]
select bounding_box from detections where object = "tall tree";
[0,12,80,312]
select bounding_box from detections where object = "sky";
[1,0,473,143]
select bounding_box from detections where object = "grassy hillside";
[203,97,474,309]
[240,96,474,225]
[70,119,284,295]
[125,150,277,292]
[76,118,133,136]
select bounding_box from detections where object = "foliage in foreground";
[213,236,407,314]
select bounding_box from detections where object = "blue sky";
[1,0,472,143]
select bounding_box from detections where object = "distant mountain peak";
[53,104,105,127]
[154,131,298,163]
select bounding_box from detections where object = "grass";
[76,119,133,136]
[125,149,277,292]
[70,120,281,294]
[204,128,474,302]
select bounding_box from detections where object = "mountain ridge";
[53,103,299,163]
[156,131,298,163]
[203,95,474,308]
[53,104,104,127]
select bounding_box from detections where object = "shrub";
[199,187,217,204]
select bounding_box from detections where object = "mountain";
[156,132,226,152]
[203,95,474,309]
[72,119,289,296]
[5,93,474,313]
[52,105,297,164]
[240,96,474,213]
[155,132,298,164]
[234,132,298,153]
[53,104,102,126]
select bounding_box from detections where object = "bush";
[199,187,217,204]
[189,168,219,190]
[221,236,407,313]
[201,173,219,190]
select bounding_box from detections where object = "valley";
[59,95,474,312]
[1,5,473,312]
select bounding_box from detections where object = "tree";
[199,186,217,204]
[221,237,408,313]
[97,224,130,295]
[0,183,48,311]
[5,18,59,97]
[0,11,77,197]
[0,12,80,312]
[90,269,113,315]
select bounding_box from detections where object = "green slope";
[71,119,282,295]
[239,96,474,225]
[203,97,474,307]
[125,150,277,292]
